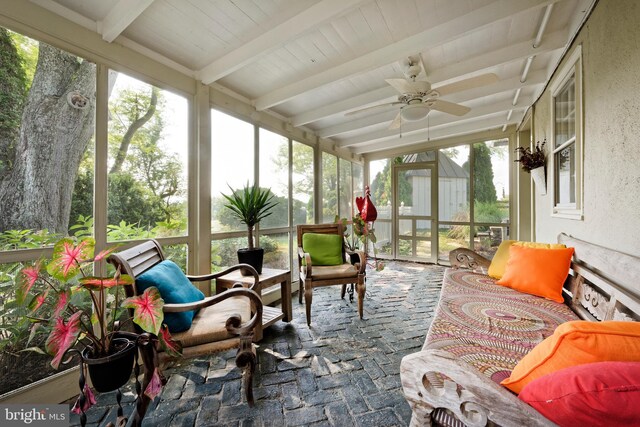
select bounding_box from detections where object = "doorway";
[393,163,437,263]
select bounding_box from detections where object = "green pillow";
[302,233,344,266]
[136,260,205,333]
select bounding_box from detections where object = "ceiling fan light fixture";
[401,104,430,121]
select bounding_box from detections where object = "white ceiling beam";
[321,110,398,138]
[320,71,546,138]
[292,86,398,127]
[338,97,533,147]
[351,111,525,154]
[254,0,559,110]
[99,0,155,43]
[30,0,96,31]
[428,30,567,83]
[198,0,367,84]
[444,69,547,103]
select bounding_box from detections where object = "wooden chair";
[297,223,366,325]
[107,240,263,405]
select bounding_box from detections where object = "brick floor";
[70,261,445,427]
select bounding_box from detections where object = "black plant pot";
[82,337,136,392]
[237,248,264,276]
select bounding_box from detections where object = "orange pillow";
[496,245,574,303]
[487,240,566,279]
[501,321,640,394]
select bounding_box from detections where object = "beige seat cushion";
[170,296,250,348]
[310,263,358,280]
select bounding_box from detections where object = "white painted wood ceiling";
[31,0,594,155]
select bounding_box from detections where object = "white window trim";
[549,45,583,220]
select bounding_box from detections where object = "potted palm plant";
[17,237,180,412]
[222,183,277,275]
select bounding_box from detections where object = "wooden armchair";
[297,223,366,326]
[107,240,263,405]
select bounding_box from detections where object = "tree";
[0,39,96,234]
[370,157,412,206]
[464,143,497,204]
[109,87,158,174]
[0,29,27,178]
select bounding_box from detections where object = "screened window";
[551,46,583,219]
[0,30,95,242]
[339,159,353,220]
[211,110,254,233]
[259,129,289,229]
[292,141,314,225]
[322,152,338,223]
[107,72,188,241]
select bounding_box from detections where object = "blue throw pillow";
[136,260,205,333]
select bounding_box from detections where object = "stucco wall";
[532,0,640,257]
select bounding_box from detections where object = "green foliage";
[107,173,165,228]
[321,153,338,220]
[370,157,412,206]
[222,183,277,250]
[474,201,503,223]
[0,28,28,176]
[211,236,279,271]
[464,143,497,204]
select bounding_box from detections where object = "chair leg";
[298,278,304,304]
[356,273,366,319]
[304,281,313,326]
[235,335,257,406]
[341,284,346,299]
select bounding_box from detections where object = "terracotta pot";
[82,337,136,392]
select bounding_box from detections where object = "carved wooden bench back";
[559,233,640,322]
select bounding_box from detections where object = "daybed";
[400,233,640,426]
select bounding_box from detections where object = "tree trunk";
[0,28,27,178]
[0,43,96,234]
[109,87,158,174]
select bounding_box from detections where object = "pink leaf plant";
[17,237,181,372]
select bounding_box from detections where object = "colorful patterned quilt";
[424,268,579,384]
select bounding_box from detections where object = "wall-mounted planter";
[530,166,546,195]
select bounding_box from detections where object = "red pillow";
[519,361,640,427]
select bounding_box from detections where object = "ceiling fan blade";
[385,79,430,94]
[345,102,398,116]
[388,111,403,129]
[434,73,499,96]
[430,99,470,116]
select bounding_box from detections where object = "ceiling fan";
[348,55,498,129]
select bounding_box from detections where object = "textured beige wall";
[533,0,640,257]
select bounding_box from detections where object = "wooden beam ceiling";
[197,0,367,85]
[254,0,559,110]
[99,0,155,43]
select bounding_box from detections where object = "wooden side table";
[215,268,292,341]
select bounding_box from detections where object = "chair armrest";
[401,349,554,427]
[449,248,491,273]
[297,247,312,277]
[347,250,366,274]
[164,287,263,337]
[186,263,261,293]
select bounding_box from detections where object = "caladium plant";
[18,237,181,367]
